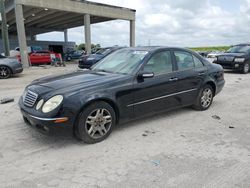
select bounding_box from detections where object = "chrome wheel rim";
[201,88,213,108]
[244,64,249,73]
[0,66,10,78]
[85,108,112,139]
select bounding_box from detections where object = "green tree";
[77,43,85,51]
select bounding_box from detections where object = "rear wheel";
[242,62,249,74]
[193,85,214,111]
[0,66,11,79]
[75,101,116,144]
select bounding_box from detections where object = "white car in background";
[207,51,223,58]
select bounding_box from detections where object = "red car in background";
[18,51,62,65]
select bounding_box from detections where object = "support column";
[0,0,10,56]
[84,14,91,54]
[130,20,135,47]
[15,4,29,67]
[64,29,68,42]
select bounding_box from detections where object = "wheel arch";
[205,81,216,96]
[0,65,13,75]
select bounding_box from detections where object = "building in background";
[0,0,136,67]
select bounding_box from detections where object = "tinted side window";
[174,51,195,71]
[193,55,204,67]
[143,51,172,75]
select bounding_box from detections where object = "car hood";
[29,70,129,97]
[218,52,246,57]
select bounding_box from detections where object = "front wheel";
[242,62,249,74]
[193,85,214,111]
[0,66,11,79]
[75,101,116,144]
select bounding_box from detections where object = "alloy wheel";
[0,66,11,79]
[201,88,213,108]
[85,108,112,139]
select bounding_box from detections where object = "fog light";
[235,64,239,68]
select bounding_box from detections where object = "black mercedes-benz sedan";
[19,47,225,144]
[213,44,250,74]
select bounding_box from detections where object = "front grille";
[23,90,38,107]
[218,56,234,62]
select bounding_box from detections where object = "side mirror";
[138,71,154,79]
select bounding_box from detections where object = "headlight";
[36,99,44,110]
[22,90,27,102]
[42,95,63,113]
[234,58,245,63]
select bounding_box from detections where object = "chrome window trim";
[127,88,198,107]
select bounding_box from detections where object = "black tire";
[23,116,31,126]
[67,56,71,61]
[242,62,249,74]
[0,66,12,79]
[193,85,214,111]
[74,101,116,144]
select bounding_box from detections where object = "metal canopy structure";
[1,0,136,67]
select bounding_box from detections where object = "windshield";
[96,48,112,55]
[227,45,250,53]
[92,49,148,74]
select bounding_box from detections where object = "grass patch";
[189,46,231,52]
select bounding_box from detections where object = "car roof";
[123,46,192,52]
[234,43,250,46]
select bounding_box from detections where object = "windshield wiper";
[94,69,113,73]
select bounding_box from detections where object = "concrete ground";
[0,64,250,188]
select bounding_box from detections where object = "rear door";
[131,50,180,117]
[173,50,206,106]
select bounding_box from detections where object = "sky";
[37,0,250,48]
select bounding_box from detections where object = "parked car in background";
[65,50,83,61]
[18,50,61,66]
[213,44,250,74]
[0,54,23,79]
[19,47,225,144]
[207,51,223,58]
[197,51,210,57]
[78,47,123,69]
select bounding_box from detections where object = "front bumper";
[21,109,71,133]
[12,63,23,74]
[214,61,244,70]
[14,67,23,74]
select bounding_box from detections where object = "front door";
[131,50,180,117]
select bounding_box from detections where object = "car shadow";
[223,70,243,74]
[115,107,192,131]
[20,107,194,147]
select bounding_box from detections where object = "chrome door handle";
[169,77,178,82]
[198,72,205,76]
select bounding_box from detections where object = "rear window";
[174,51,195,71]
[96,48,111,55]
[193,56,204,67]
